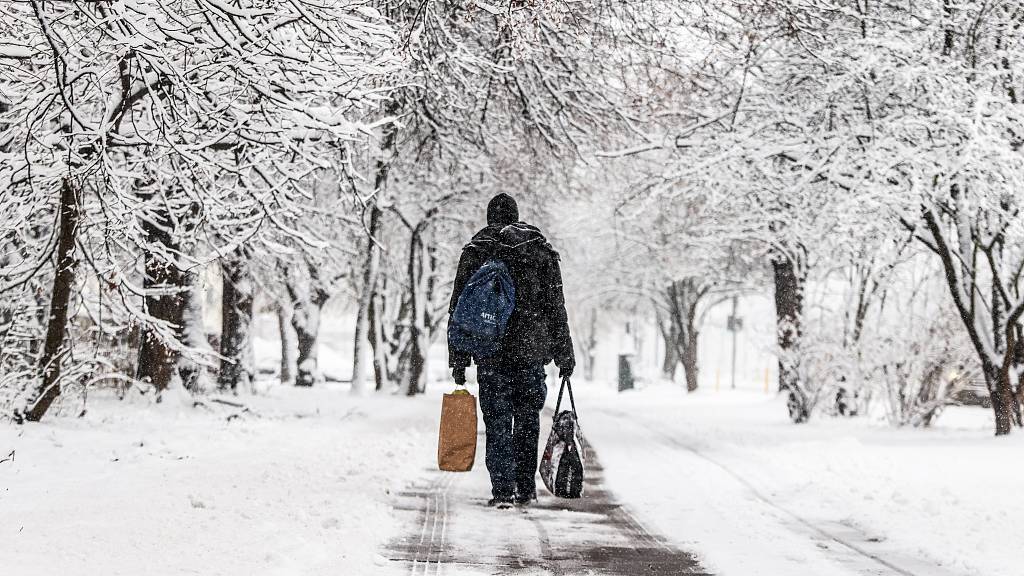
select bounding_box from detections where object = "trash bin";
[618,353,634,392]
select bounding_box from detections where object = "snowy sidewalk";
[382,424,707,575]
[583,385,1021,576]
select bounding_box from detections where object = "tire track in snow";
[598,407,966,576]
[385,430,708,575]
[399,472,457,575]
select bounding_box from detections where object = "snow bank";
[0,385,439,576]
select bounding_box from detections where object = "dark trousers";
[477,362,547,500]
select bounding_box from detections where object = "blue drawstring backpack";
[448,259,515,359]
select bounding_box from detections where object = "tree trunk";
[666,279,708,393]
[292,308,320,387]
[406,229,428,396]
[580,308,598,382]
[352,201,383,394]
[178,271,210,393]
[287,265,328,388]
[772,253,809,423]
[679,328,699,393]
[368,287,387,391]
[136,200,188,393]
[218,248,255,393]
[421,244,441,390]
[352,100,400,394]
[659,314,679,381]
[21,179,80,422]
[981,361,1012,435]
[277,303,297,385]
[992,326,1024,435]
[406,331,425,396]
[1015,331,1024,424]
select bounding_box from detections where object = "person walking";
[448,193,575,509]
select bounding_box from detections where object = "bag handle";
[554,376,578,421]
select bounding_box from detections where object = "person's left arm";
[447,247,481,373]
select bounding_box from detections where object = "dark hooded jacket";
[448,222,575,372]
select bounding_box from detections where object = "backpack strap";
[554,376,577,422]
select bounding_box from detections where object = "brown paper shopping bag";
[437,387,478,472]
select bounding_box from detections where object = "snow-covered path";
[383,427,707,575]
[3,381,1018,576]
[589,406,953,576]
[582,385,1021,576]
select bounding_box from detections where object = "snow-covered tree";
[1,0,396,420]
[346,0,675,393]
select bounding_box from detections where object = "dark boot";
[513,492,536,507]
[488,497,514,510]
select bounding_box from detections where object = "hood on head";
[487,193,519,227]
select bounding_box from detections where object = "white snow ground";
[2,377,1019,576]
[0,385,438,576]
[584,382,1024,576]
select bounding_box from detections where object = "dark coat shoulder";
[447,222,574,371]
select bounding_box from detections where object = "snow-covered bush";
[869,314,975,428]
[795,256,977,427]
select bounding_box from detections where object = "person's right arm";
[448,247,478,373]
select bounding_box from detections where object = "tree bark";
[218,248,255,392]
[659,314,680,381]
[585,309,597,381]
[993,322,1024,435]
[666,279,708,394]
[406,227,428,396]
[772,252,809,423]
[277,302,297,385]
[368,286,387,391]
[287,265,329,388]
[177,271,210,393]
[22,179,80,422]
[136,199,188,393]
[679,328,699,393]
[577,307,598,382]
[981,360,1014,435]
[352,198,383,393]
[292,308,320,387]
[134,192,205,394]
[353,99,402,394]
